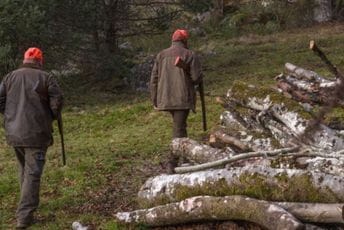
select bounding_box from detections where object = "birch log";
[283,76,319,93]
[270,104,344,151]
[239,97,344,151]
[298,156,344,178]
[211,130,253,152]
[275,202,344,224]
[138,165,344,208]
[170,138,231,164]
[116,196,304,230]
[220,109,286,149]
[276,81,319,104]
[284,63,335,85]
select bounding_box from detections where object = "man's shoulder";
[15,66,49,76]
[158,46,194,58]
[158,47,173,56]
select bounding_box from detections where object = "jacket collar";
[20,63,42,70]
[172,41,188,49]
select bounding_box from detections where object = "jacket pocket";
[4,99,17,121]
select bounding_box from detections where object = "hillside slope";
[1,23,344,229]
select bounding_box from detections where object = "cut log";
[276,81,319,104]
[276,79,341,106]
[138,165,344,208]
[212,130,253,152]
[270,104,344,151]
[275,202,344,224]
[170,138,231,164]
[220,109,251,130]
[283,76,320,93]
[220,110,288,149]
[239,97,344,151]
[296,156,344,178]
[284,63,335,84]
[116,195,304,230]
[151,220,262,230]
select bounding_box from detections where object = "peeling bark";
[138,165,344,208]
[116,196,304,230]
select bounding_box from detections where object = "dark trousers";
[169,110,190,138]
[14,147,47,224]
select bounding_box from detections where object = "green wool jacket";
[0,63,63,147]
[150,41,202,112]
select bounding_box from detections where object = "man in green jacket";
[150,29,203,138]
[0,47,63,229]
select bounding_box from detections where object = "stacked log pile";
[116,46,344,229]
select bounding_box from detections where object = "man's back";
[151,41,202,111]
[2,64,62,147]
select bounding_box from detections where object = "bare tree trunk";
[116,196,304,230]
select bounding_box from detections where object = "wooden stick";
[309,40,343,80]
[301,41,344,142]
[174,146,299,174]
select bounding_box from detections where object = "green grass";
[1,23,344,229]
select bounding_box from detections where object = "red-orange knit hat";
[172,29,189,42]
[24,47,43,64]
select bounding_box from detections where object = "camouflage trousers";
[169,110,190,138]
[14,147,47,224]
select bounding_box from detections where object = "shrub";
[179,0,213,13]
[219,0,315,36]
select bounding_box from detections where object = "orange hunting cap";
[24,47,43,64]
[172,29,189,42]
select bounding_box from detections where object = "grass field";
[1,23,344,229]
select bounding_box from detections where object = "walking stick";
[199,80,207,131]
[57,113,66,166]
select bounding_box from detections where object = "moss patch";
[140,172,341,208]
[230,81,313,119]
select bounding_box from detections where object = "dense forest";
[0,0,343,81]
[1,0,344,229]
